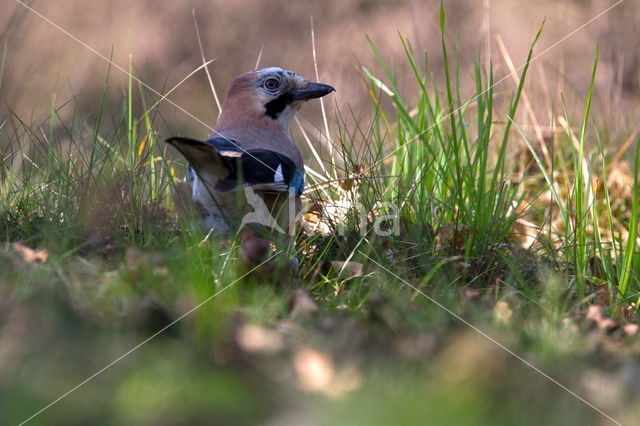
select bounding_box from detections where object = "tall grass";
[516,44,640,307]
[0,64,173,248]
[306,5,544,283]
[302,5,638,307]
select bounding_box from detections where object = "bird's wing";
[165,137,240,173]
[216,149,303,195]
[166,137,304,194]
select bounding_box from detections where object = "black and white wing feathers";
[216,149,297,193]
[166,137,303,195]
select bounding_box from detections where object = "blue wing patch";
[291,170,304,196]
[186,164,196,182]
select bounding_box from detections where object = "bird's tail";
[165,137,229,177]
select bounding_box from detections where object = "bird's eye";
[263,78,280,91]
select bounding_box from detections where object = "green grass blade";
[618,136,640,298]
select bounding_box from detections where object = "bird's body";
[167,67,334,249]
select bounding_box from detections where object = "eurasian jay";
[166,67,334,246]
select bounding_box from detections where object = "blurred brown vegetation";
[1,0,639,144]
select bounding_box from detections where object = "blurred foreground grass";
[2,6,640,426]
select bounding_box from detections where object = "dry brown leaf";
[512,218,542,248]
[301,210,331,236]
[12,242,48,263]
[494,301,513,324]
[597,317,618,332]
[462,288,481,299]
[624,324,638,337]
[293,347,334,392]
[291,347,361,398]
[585,305,621,333]
[235,324,283,355]
[586,305,604,322]
[340,163,366,191]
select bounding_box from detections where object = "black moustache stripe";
[264,93,293,119]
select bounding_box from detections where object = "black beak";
[289,82,335,101]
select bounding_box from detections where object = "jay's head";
[216,67,334,132]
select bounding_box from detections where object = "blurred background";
[1,0,639,143]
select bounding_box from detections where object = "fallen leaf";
[462,288,481,299]
[597,317,618,332]
[624,324,638,337]
[511,218,542,248]
[291,348,360,398]
[340,164,366,191]
[235,324,283,355]
[494,301,513,324]
[301,210,331,236]
[586,305,604,322]
[585,305,619,333]
[12,242,48,263]
[293,347,334,392]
